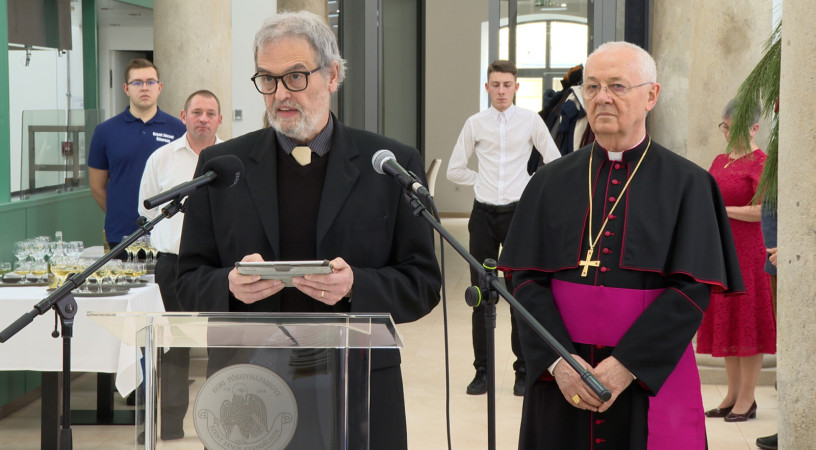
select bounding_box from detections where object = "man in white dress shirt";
[447,60,561,396]
[137,90,223,440]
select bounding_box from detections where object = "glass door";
[494,0,590,113]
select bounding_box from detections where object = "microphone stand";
[400,189,610,450]
[0,199,185,450]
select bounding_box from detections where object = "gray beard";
[267,96,328,142]
[268,114,310,142]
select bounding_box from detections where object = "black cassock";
[499,137,743,450]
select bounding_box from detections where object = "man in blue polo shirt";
[88,58,185,250]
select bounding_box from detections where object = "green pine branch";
[726,21,781,209]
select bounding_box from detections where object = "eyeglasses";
[127,79,160,88]
[581,82,653,100]
[718,122,730,133]
[251,66,323,94]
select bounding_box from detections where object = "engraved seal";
[194,364,297,450]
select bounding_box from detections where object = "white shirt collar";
[172,132,223,154]
[492,104,516,122]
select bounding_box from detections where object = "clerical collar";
[597,135,649,163]
[275,116,334,157]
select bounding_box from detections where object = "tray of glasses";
[46,287,130,297]
[114,279,151,289]
[74,290,129,297]
[1,275,48,287]
[1,281,49,287]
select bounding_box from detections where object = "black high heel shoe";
[724,401,757,422]
[704,404,734,418]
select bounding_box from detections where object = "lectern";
[89,312,403,449]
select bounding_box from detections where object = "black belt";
[473,200,518,214]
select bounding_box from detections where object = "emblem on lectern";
[194,364,298,450]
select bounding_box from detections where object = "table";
[0,283,164,448]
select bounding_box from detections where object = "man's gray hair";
[253,11,346,85]
[722,98,762,124]
[585,41,657,84]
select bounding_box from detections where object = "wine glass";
[0,262,12,281]
[13,261,31,284]
[73,259,95,292]
[131,262,147,283]
[108,260,127,290]
[88,265,103,293]
[29,239,48,262]
[101,260,122,292]
[50,257,72,288]
[45,241,59,262]
[94,264,111,292]
[13,241,31,262]
[65,241,85,259]
[123,236,135,262]
[29,261,49,284]
[142,235,156,264]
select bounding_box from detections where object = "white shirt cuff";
[547,357,563,375]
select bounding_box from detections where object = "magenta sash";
[551,280,705,450]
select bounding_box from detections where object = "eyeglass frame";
[580,81,653,100]
[250,66,324,94]
[126,79,160,88]
[718,122,730,133]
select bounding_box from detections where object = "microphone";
[372,149,430,197]
[143,154,244,209]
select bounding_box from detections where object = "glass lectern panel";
[88,312,402,450]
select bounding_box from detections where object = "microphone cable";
[425,197,453,450]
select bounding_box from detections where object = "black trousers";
[154,252,190,434]
[468,200,525,373]
[105,241,129,261]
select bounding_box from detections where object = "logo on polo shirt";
[153,131,175,143]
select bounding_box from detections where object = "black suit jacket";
[176,117,441,347]
[176,119,441,449]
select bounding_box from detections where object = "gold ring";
[321,290,325,298]
[572,394,581,405]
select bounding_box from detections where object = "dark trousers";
[105,241,129,261]
[468,200,525,374]
[154,252,190,434]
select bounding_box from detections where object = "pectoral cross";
[579,247,600,277]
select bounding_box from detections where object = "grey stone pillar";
[651,1,771,167]
[153,0,233,139]
[277,0,327,18]
[777,1,816,447]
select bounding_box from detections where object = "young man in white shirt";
[137,90,223,441]
[447,60,561,396]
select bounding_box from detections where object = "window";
[499,20,588,112]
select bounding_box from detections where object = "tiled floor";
[0,218,777,449]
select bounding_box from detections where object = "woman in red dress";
[696,100,776,422]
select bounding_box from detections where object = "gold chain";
[586,138,652,251]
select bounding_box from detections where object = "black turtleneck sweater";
[277,148,329,312]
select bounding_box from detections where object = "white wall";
[231,0,277,138]
[95,0,277,138]
[96,25,153,121]
[425,0,487,214]
[8,21,85,193]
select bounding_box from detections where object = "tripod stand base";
[42,373,136,449]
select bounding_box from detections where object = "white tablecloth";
[0,283,164,396]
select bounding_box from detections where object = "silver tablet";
[234,260,333,286]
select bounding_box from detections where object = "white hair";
[254,11,346,85]
[585,41,657,84]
